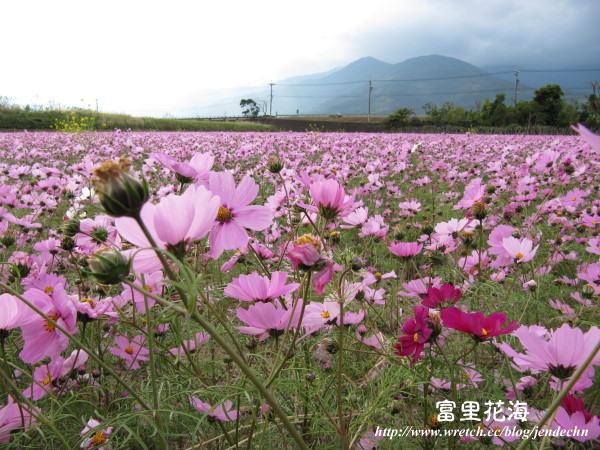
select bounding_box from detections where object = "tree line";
[384,84,600,131]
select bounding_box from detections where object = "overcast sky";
[2,0,598,116]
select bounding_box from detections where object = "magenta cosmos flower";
[207,172,273,259]
[499,324,600,380]
[421,284,462,309]
[441,307,518,341]
[395,305,433,365]
[307,179,354,220]
[388,242,423,258]
[225,271,300,302]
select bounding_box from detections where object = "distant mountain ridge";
[189,55,598,117]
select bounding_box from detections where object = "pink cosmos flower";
[108,335,149,370]
[207,172,273,259]
[236,299,301,341]
[224,271,300,302]
[72,296,114,321]
[421,284,462,309]
[19,287,78,364]
[152,184,219,247]
[552,401,600,443]
[115,185,219,271]
[24,350,89,400]
[307,179,354,220]
[441,307,518,341]
[151,151,214,184]
[0,396,38,444]
[80,418,114,449]
[341,206,368,228]
[288,235,335,295]
[499,324,600,381]
[121,270,165,313]
[169,332,210,356]
[397,277,443,298]
[189,397,239,421]
[455,177,485,209]
[500,236,539,263]
[388,242,423,258]
[0,293,27,332]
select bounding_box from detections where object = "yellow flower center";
[144,284,152,292]
[125,346,134,355]
[44,314,60,332]
[515,252,524,260]
[91,431,108,445]
[294,234,321,251]
[375,272,382,280]
[481,328,488,336]
[493,427,502,435]
[44,286,54,294]
[321,310,331,319]
[217,206,232,222]
[80,298,96,308]
[571,197,577,201]
[43,375,51,385]
[413,333,419,343]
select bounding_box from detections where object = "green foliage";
[532,84,565,126]
[0,101,276,132]
[383,107,415,130]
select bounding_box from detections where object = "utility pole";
[269,82,274,116]
[368,80,373,122]
[95,98,99,112]
[513,69,520,106]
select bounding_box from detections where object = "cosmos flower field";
[0,129,598,448]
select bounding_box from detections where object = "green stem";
[123,282,309,449]
[142,281,167,449]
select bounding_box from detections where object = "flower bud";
[0,230,16,247]
[87,247,131,285]
[62,218,81,237]
[92,158,149,218]
[267,156,284,174]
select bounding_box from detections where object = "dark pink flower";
[441,307,518,341]
[395,306,433,364]
[421,284,462,309]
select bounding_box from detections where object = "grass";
[0,106,277,132]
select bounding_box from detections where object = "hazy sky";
[2,0,598,116]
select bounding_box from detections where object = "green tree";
[384,107,414,130]
[532,84,564,126]
[480,93,508,126]
[240,99,259,118]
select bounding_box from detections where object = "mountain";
[187,55,599,117]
